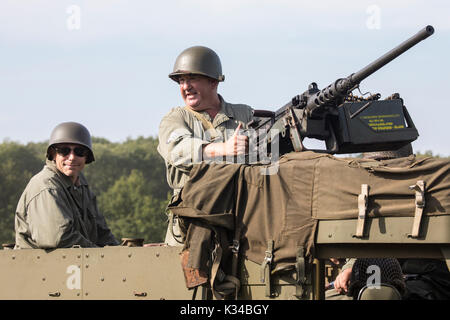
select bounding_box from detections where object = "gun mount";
[250,25,434,155]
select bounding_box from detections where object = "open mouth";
[185,90,197,97]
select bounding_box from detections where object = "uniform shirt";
[14,160,119,249]
[157,95,253,194]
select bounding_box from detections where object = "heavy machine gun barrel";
[350,25,434,85]
[303,25,434,114]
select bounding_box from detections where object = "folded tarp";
[169,152,450,271]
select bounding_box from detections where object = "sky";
[1,0,449,156]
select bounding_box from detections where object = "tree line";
[0,136,171,246]
[0,136,446,247]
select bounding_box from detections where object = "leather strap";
[408,180,426,238]
[184,106,220,141]
[354,184,369,238]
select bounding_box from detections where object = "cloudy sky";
[1,0,449,155]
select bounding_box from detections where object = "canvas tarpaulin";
[168,151,450,274]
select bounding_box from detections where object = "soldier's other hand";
[334,268,352,294]
[329,258,340,265]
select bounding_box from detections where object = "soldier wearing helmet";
[329,144,450,300]
[158,46,254,245]
[14,122,119,249]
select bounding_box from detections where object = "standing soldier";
[158,46,254,245]
[14,122,119,249]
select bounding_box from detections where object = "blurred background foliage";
[0,136,447,246]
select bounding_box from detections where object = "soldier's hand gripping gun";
[248,26,434,156]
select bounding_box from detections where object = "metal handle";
[48,291,61,297]
[133,291,147,297]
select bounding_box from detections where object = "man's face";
[52,143,87,183]
[178,74,218,110]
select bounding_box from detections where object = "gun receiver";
[251,25,434,156]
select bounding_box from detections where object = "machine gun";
[249,25,434,156]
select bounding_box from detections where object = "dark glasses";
[54,146,89,158]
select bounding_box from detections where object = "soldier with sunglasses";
[14,122,119,249]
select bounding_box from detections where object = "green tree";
[98,169,168,243]
[84,136,170,200]
[0,142,44,243]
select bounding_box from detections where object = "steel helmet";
[46,122,95,163]
[168,46,225,83]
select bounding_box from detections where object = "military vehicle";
[1,25,448,301]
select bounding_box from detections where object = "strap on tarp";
[408,180,426,238]
[209,229,241,300]
[213,268,241,299]
[230,239,240,280]
[295,246,306,298]
[354,184,369,238]
[260,240,274,297]
[184,106,220,141]
[168,213,184,244]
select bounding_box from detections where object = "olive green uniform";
[157,95,253,195]
[14,160,119,249]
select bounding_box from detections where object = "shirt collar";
[210,95,234,126]
[45,159,88,188]
[218,95,235,118]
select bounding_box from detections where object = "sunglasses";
[54,146,89,158]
